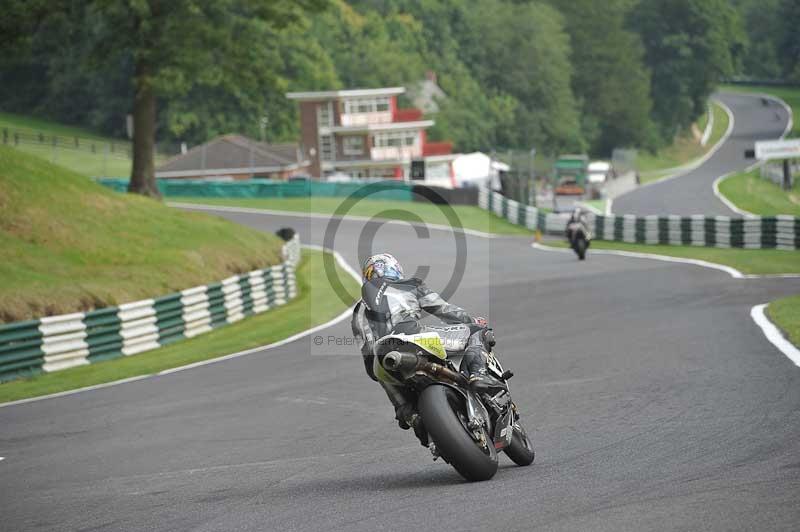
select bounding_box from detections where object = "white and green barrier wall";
[479,188,800,250]
[0,234,300,383]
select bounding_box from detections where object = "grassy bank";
[718,169,800,217]
[0,146,285,322]
[0,112,116,141]
[767,295,800,350]
[171,196,533,236]
[542,239,800,275]
[638,100,730,183]
[0,111,146,177]
[720,84,799,138]
[0,249,360,403]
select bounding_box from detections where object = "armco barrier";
[479,187,800,250]
[96,178,414,201]
[0,235,301,383]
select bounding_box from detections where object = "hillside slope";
[0,146,283,322]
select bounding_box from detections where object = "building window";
[317,102,333,127]
[343,136,364,156]
[320,135,334,161]
[344,96,391,115]
[371,131,419,148]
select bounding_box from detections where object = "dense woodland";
[2,0,799,160]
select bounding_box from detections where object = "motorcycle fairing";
[492,409,514,450]
[373,332,447,384]
[422,324,471,352]
[375,332,447,360]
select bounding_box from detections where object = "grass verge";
[718,169,800,217]
[579,199,607,214]
[0,145,285,322]
[767,294,800,350]
[542,239,800,275]
[0,249,359,403]
[171,196,533,236]
[638,100,730,183]
[720,84,799,138]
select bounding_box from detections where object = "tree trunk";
[128,60,160,198]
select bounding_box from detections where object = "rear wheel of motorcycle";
[576,238,587,260]
[504,423,535,466]
[418,385,498,482]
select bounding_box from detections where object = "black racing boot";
[395,403,416,430]
[395,404,428,446]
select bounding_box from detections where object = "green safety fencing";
[0,236,300,383]
[96,178,414,201]
[479,187,800,249]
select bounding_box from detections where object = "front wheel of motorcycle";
[418,385,498,482]
[504,422,535,466]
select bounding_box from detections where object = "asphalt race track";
[2,96,799,531]
[613,91,792,216]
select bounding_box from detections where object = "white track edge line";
[712,167,758,218]
[168,202,498,239]
[0,375,152,408]
[0,246,362,409]
[532,241,743,278]
[612,98,736,210]
[751,304,800,367]
[712,92,794,218]
[531,242,800,280]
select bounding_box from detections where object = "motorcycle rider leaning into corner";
[351,253,505,439]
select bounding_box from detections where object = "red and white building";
[286,87,454,181]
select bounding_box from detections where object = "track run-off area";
[1,92,799,531]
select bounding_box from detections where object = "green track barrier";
[0,236,300,383]
[95,178,414,201]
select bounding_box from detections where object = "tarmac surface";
[613,91,792,216]
[1,92,799,531]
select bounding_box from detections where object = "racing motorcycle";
[373,324,535,481]
[567,221,590,260]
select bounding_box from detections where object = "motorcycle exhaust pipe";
[382,351,419,372]
[383,351,469,386]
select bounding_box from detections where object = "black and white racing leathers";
[350,277,493,420]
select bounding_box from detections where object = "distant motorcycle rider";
[565,206,591,241]
[351,253,503,432]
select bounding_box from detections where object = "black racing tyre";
[418,385,498,482]
[504,422,535,466]
[576,238,587,260]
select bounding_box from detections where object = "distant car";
[288,174,310,182]
[554,179,585,195]
[587,161,612,184]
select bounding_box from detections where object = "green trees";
[777,0,800,83]
[100,0,327,196]
[3,0,325,197]
[630,0,744,139]
[460,1,583,153]
[730,0,800,83]
[3,0,791,182]
[545,0,654,154]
